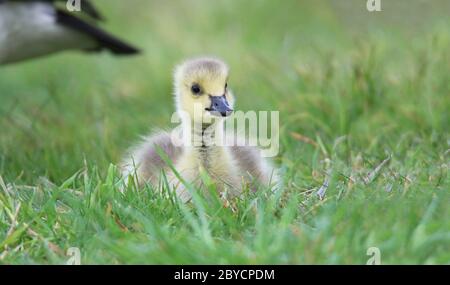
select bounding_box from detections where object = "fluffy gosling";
[121,57,277,201]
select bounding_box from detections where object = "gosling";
[121,57,277,202]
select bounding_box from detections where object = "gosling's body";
[122,130,275,201]
[122,57,277,201]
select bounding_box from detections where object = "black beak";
[205,95,233,117]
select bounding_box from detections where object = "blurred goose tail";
[56,9,140,55]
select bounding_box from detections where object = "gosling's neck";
[182,119,227,168]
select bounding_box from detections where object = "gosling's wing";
[0,0,140,65]
[121,131,183,185]
[228,137,277,187]
[229,145,265,179]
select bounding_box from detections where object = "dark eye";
[191,84,201,95]
[225,83,228,90]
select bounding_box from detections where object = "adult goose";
[0,0,139,64]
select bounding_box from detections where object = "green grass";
[0,0,449,264]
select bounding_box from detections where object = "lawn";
[0,0,449,264]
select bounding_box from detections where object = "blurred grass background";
[0,0,449,264]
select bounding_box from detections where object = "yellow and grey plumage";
[121,57,278,201]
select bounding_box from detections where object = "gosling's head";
[174,57,234,124]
